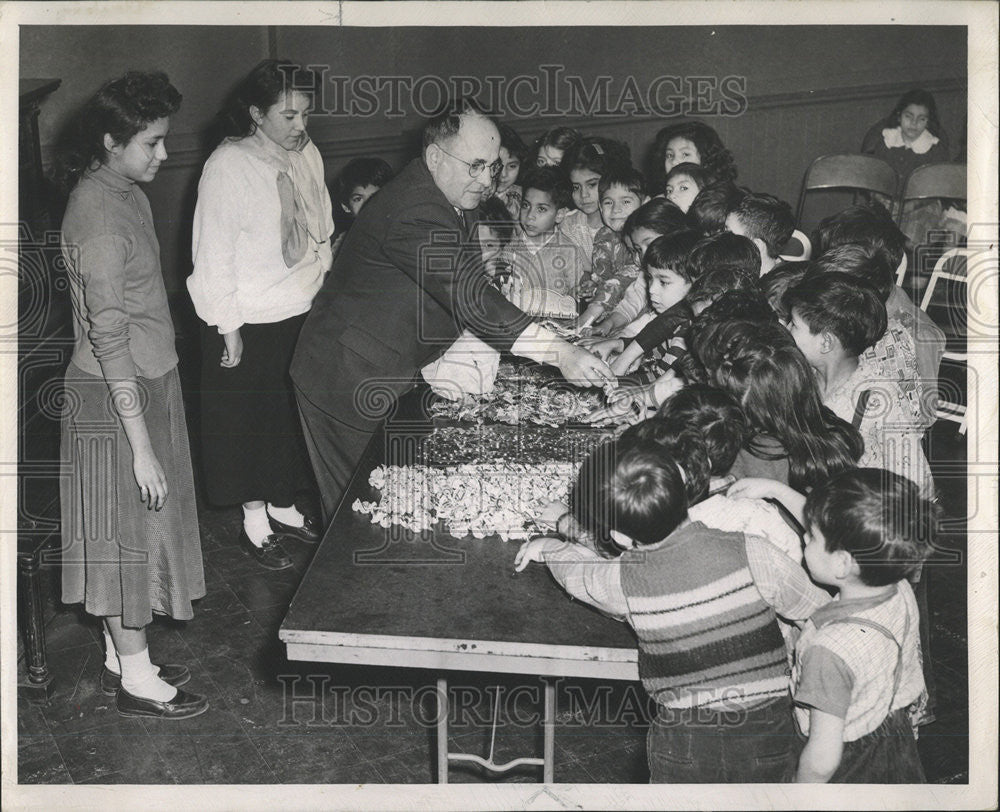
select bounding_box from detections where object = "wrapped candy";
[352,461,579,541]
[428,373,605,427]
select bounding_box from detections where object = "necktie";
[277,171,308,268]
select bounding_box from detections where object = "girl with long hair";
[694,320,863,492]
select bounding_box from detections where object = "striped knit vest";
[620,522,790,710]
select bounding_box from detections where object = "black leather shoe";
[116,686,209,719]
[268,511,321,543]
[100,663,191,696]
[239,529,293,570]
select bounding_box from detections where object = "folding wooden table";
[280,428,638,783]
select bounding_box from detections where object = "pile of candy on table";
[353,360,622,540]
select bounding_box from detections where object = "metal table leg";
[437,677,449,784]
[543,679,556,784]
[438,678,557,783]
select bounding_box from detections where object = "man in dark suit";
[291,100,614,523]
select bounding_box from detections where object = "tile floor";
[16,421,970,785]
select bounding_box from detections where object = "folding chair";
[895,253,908,287]
[897,163,967,225]
[920,247,969,434]
[778,229,812,262]
[795,154,898,225]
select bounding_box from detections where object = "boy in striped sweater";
[515,440,831,783]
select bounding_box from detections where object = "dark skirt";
[60,364,205,628]
[199,314,313,506]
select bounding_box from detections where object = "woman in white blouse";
[188,59,334,570]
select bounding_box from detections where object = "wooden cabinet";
[17,78,65,703]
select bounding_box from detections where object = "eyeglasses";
[436,145,503,180]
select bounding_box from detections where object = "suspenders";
[830,611,909,721]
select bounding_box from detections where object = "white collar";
[882,126,939,155]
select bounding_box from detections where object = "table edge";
[279,627,638,665]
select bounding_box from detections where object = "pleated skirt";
[60,363,205,628]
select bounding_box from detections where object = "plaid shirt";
[824,343,934,497]
[792,581,925,741]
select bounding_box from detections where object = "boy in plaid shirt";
[730,468,932,783]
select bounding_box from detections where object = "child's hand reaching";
[586,338,625,363]
[514,537,567,572]
[610,350,641,376]
[588,312,625,337]
[583,384,654,425]
[728,478,790,501]
[582,397,635,425]
[606,337,645,377]
[728,478,806,524]
[535,499,569,531]
[576,303,604,335]
[651,370,683,408]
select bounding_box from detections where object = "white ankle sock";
[103,628,121,674]
[243,505,272,546]
[119,647,176,701]
[267,503,305,528]
[105,630,162,677]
